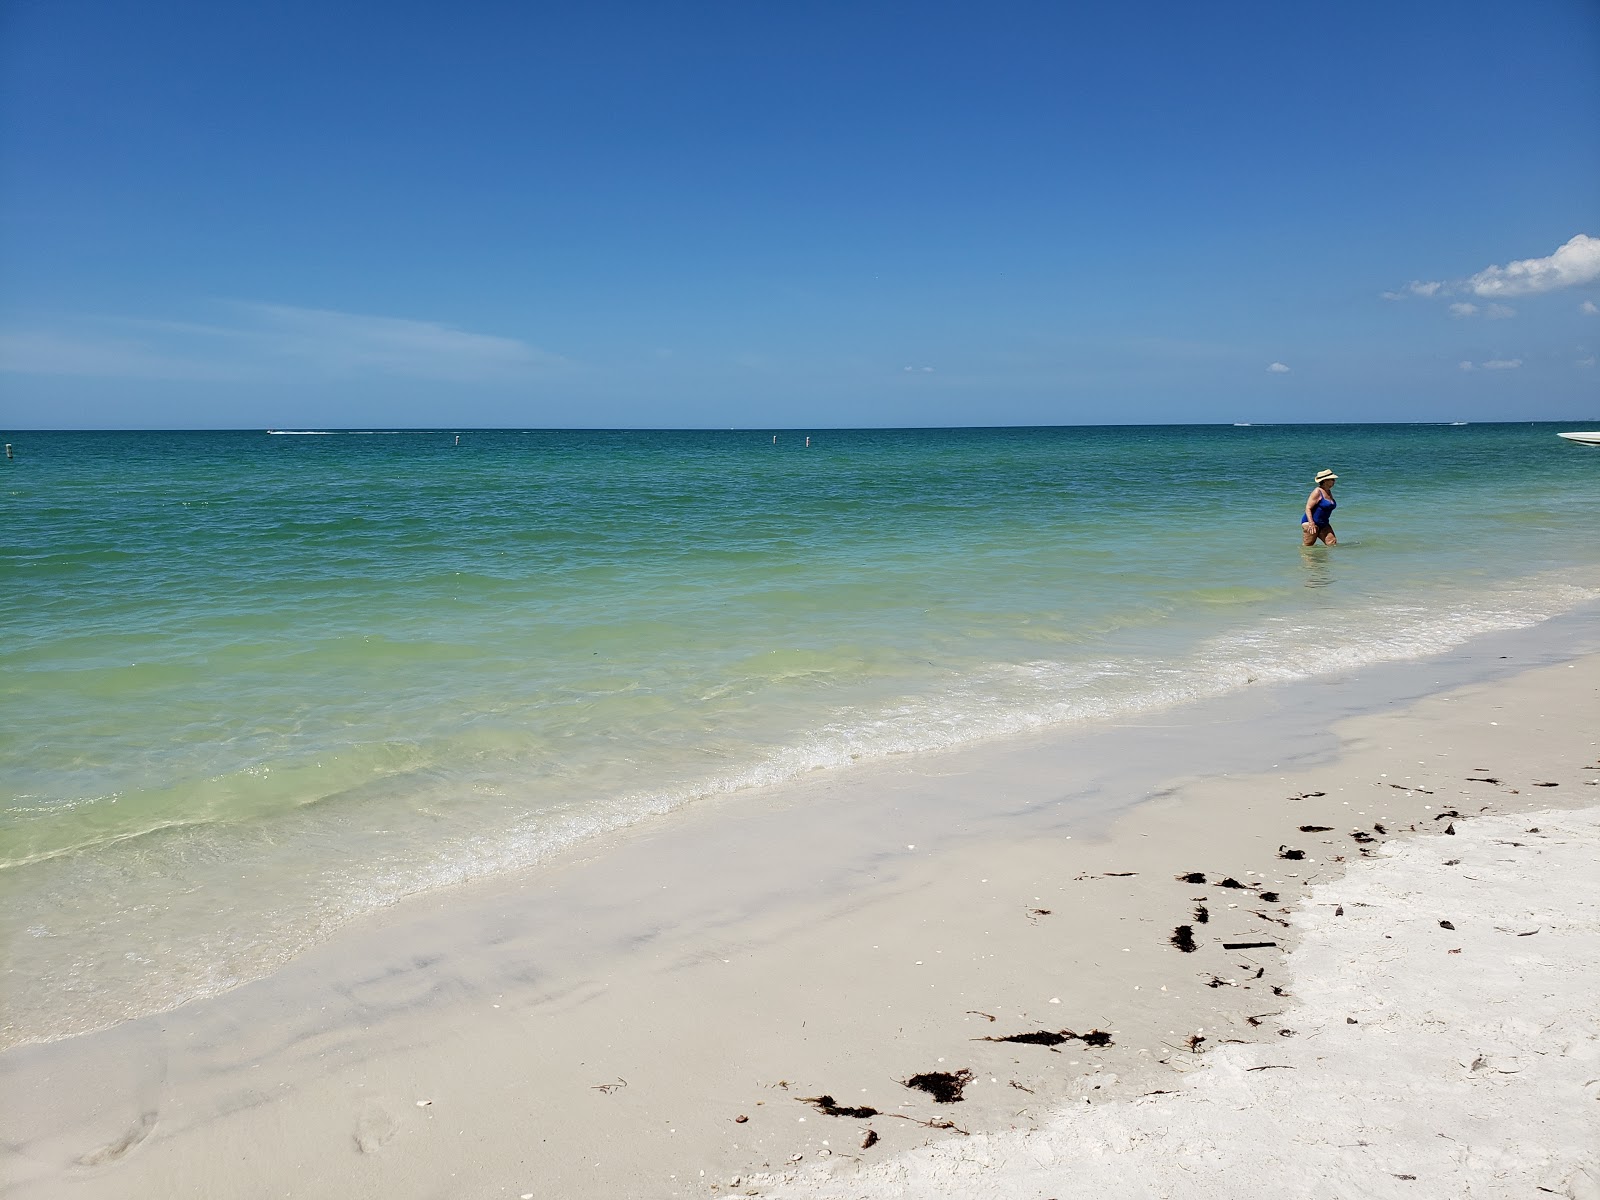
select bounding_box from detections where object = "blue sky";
[2,0,1596,429]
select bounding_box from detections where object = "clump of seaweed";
[901,1070,974,1104]
[799,1095,880,1119]
[1170,925,1198,952]
[978,1028,1115,1050]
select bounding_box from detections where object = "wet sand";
[3,622,1597,1199]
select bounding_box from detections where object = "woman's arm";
[1305,487,1325,522]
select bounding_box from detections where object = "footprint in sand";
[77,1110,157,1167]
[354,1102,399,1154]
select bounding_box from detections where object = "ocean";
[3,423,1597,1047]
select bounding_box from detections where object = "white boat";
[1557,431,1600,446]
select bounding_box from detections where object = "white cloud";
[236,303,564,380]
[1449,303,1478,318]
[0,330,243,380]
[1578,356,1597,368]
[1467,234,1600,298]
[1582,300,1599,315]
[0,305,566,383]
[902,365,935,372]
[1458,361,1475,371]
[1485,303,1515,319]
[1481,358,1522,370]
[1382,280,1444,300]
[1266,361,1290,373]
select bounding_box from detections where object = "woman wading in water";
[1301,469,1338,546]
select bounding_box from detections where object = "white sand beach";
[3,637,1597,1200]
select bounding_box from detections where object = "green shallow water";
[3,423,1598,1044]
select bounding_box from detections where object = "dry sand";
[3,638,1597,1200]
[751,802,1600,1199]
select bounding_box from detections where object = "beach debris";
[1254,967,1266,979]
[1271,985,1287,996]
[900,1070,973,1104]
[734,1115,748,1123]
[1434,809,1463,821]
[1185,1034,1206,1052]
[1299,825,1333,833]
[982,1028,1113,1049]
[1516,929,1540,937]
[1252,910,1290,927]
[861,1129,879,1149]
[1439,920,1456,930]
[1444,823,1456,835]
[1247,1064,1294,1071]
[1025,908,1052,922]
[1102,871,1138,877]
[1217,877,1248,889]
[1008,1080,1035,1093]
[1394,1174,1417,1180]
[415,1099,433,1107]
[1177,872,1207,884]
[1170,924,1198,952]
[1335,905,1345,916]
[966,1010,997,1022]
[590,1078,627,1095]
[1389,784,1432,794]
[1347,1017,1358,1024]
[1223,941,1278,950]
[799,1095,879,1119]
[1350,831,1375,844]
[1527,827,1541,833]
[1278,1028,1296,1037]
[889,1114,970,1135]
[1259,891,1281,903]
[1206,976,1234,988]
[1373,823,1388,834]
[1193,903,1210,924]
[1277,847,1306,860]
[1290,791,1326,799]
[1444,859,1460,866]
[1466,777,1500,784]
[1533,782,1558,787]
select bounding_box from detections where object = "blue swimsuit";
[1301,495,1336,527]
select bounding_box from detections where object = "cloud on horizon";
[0,304,567,383]
[1266,361,1290,373]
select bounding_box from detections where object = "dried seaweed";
[800,1095,880,1119]
[981,1028,1114,1049]
[1193,903,1210,925]
[1223,941,1277,950]
[1258,891,1280,903]
[1438,920,1455,930]
[1298,825,1333,833]
[1217,877,1248,889]
[1170,925,1198,952]
[901,1070,974,1104]
[1177,872,1207,884]
[1389,784,1432,794]
[861,1129,879,1149]
[1277,847,1306,860]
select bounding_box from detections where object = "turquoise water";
[4,423,1598,1045]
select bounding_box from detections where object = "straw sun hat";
[1314,469,1338,484]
